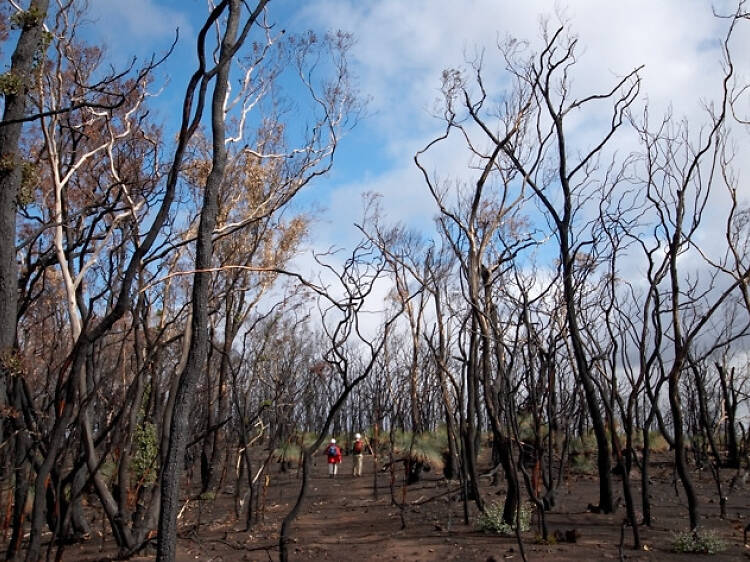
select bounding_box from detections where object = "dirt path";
[249,456,749,561]
[287,458,480,561]
[22,453,750,561]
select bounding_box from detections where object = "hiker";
[352,433,365,476]
[325,438,342,478]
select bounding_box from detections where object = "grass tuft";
[476,501,532,535]
[672,530,727,554]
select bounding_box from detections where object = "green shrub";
[300,432,319,448]
[672,530,727,554]
[99,460,117,483]
[392,430,445,470]
[476,501,532,535]
[632,430,669,453]
[272,433,319,465]
[273,443,302,465]
[132,422,158,485]
[569,452,595,475]
[18,161,38,206]
[515,414,549,444]
[569,431,598,455]
[648,431,669,453]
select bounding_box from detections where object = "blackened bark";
[716,363,739,468]
[691,360,726,518]
[641,414,653,526]
[431,283,459,480]
[482,278,518,525]
[606,400,640,548]
[0,0,50,475]
[6,375,32,560]
[561,246,614,513]
[668,367,699,529]
[156,2,242,559]
[464,326,484,511]
[203,294,239,493]
[25,350,81,561]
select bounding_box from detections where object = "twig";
[177,498,191,520]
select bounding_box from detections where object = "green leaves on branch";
[10,7,45,30]
[0,154,39,207]
[132,422,158,485]
[0,72,22,95]
[18,161,38,206]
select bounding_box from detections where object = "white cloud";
[91,0,192,40]
[285,0,750,253]
[292,0,745,141]
[251,1,750,367]
[86,0,193,62]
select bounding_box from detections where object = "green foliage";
[273,443,302,465]
[687,434,705,451]
[10,7,45,30]
[643,431,669,453]
[0,348,24,374]
[0,153,15,172]
[18,161,38,206]
[99,460,117,483]
[476,501,532,535]
[40,30,53,48]
[272,432,319,464]
[569,431,598,455]
[569,430,599,474]
[569,452,595,475]
[516,414,549,443]
[534,533,557,545]
[392,429,446,470]
[131,422,158,485]
[33,30,53,71]
[300,432,318,448]
[672,530,727,554]
[0,72,22,96]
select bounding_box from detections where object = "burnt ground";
[7,452,750,561]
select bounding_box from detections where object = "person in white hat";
[352,433,365,476]
[325,438,342,478]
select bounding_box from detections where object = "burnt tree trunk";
[0,0,50,478]
[717,363,740,468]
[157,2,252,558]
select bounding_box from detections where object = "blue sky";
[80,0,748,270]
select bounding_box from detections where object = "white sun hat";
[355,433,361,439]
[330,438,336,444]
